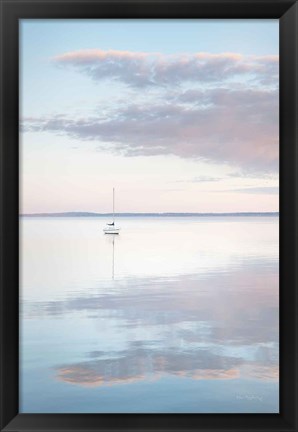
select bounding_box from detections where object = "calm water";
[20,216,279,413]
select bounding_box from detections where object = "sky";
[20,19,279,213]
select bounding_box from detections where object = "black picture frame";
[0,0,297,431]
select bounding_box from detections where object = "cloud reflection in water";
[24,258,278,389]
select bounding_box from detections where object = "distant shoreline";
[20,212,279,218]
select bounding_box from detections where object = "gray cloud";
[193,177,223,182]
[22,51,279,173]
[230,187,279,195]
[228,171,278,179]
[179,176,226,183]
[54,50,278,89]
[23,86,278,172]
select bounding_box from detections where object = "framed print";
[0,0,297,431]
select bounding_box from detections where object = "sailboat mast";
[113,187,115,224]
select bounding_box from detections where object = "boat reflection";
[105,233,118,280]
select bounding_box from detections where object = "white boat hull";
[103,227,120,234]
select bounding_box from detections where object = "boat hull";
[103,228,120,234]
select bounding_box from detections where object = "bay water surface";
[20,216,279,413]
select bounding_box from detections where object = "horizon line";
[20,211,279,217]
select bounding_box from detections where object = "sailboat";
[103,188,120,234]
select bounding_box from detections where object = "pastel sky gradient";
[20,20,279,213]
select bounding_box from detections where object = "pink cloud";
[22,50,279,173]
[53,49,278,88]
[23,85,278,172]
